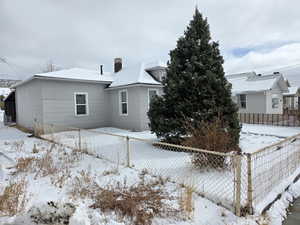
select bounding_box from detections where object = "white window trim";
[74,92,89,116]
[239,94,247,109]
[148,88,158,109]
[119,89,128,116]
[272,97,280,109]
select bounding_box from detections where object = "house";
[10,58,165,131]
[226,72,289,114]
[283,86,300,112]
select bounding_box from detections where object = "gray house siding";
[235,89,283,114]
[16,79,111,130]
[41,80,110,129]
[16,79,43,130]
[236,92,267,114]
[107,86,163,131]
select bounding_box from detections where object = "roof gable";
[108,63,161,88]
[226,72,288,95]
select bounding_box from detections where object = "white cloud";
[1,0,300,78]
[224,43,300,74]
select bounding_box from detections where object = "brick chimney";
[114,58,122,73]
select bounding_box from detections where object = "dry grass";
[10,140,24,152]
[183,119,240,169]
[69,170,98,200]
[14,157,35,174]
[179,185,195,219]
[35,147,59,178]
[51,166,71,188]
[0,178,28,216]
[33,122,45,137]
[90,174,180,225]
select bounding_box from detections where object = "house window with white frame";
[272,96,279,109]
[239,94,246,109]
[148,89,158,108]
[119,90,128,115]
[74,93,88,116]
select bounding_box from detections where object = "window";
[272,98,279,109]
[74,93,88,116]
[119,90,128,115]
[239,94,247,109]
[148,89,158,107]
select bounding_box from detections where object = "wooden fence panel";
[238,113,300,127]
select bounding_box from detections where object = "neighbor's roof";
[0,87,11,97]
[283,86,299,96]
[108,62,162,88]
[226,72,287,95]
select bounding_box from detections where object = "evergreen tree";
[148,8,240,145]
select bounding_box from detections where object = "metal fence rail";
[33,122,300,216]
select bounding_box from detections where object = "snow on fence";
[33,122,300,217]
[238,113,300,127]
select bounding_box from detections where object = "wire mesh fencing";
[32,122,300,216]
[249,134,300,213]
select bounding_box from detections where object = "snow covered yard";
[1,123,300,225]
[0,125,264,225]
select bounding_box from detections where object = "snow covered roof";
[35,68,113,82]
[13,68,114,88]
[109,63,162,88]
[283,86,299,96]
[144,61,167,71]
[13,61,165,89]
[226,72,287,95]
[0,87,11,97]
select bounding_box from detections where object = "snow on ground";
[242,124,300,138]
[0,124,261,225]
[1,123,300,224]
[266,178,300,225]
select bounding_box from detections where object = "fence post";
[235,153,242,216]
[126,136,131,167]
[78,128,81,151]
[246,154,254,215]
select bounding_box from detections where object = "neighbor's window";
[119,90,128,115]
[239,94,246,109]
[75,93,88,116]
[148,89,158,107]
[272,97,279,109]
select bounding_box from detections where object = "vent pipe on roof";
[114,58,122,73]
[100,65,103,75]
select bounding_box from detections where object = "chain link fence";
[33,122,300,216]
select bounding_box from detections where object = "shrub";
[90,175,180,225]
[0,178,28,216]
[183,119,240,169]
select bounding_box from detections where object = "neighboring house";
[283,86,300,111]
[10,58,165,131]
[226,72,289,114]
